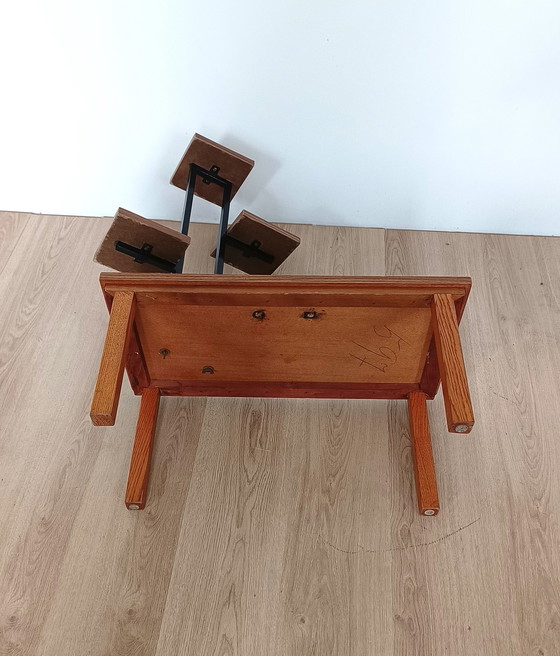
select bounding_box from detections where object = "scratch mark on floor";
[490,390,518,407]
[319,517,481,555]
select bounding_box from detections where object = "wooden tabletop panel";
[98,273,471,399]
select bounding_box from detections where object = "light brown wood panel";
[155,224,389,656]
[0,211,30,275]
[96,272,470,400]
[170,133,254,203]
[386,228,560,656]
[209,210,301,274]
[0,215,118,655]
[137,304,432,383]
[0,213,209,656]
[2,210,560,656]
[94,207,190,273]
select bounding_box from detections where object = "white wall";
[1,0,559,235]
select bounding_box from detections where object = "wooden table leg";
[125,387,161,510]
[408,391,439,516]
[90,291,136,426]
[431,293,475,434]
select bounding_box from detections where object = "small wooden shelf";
[90,273,474,515]
[170,133,254,205]
[94,208,190,274]
[210,210,301,274]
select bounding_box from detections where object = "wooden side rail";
[90,291,136,426]
[407,391,439,516]
[431,293,474,434]
[125,387,161,509]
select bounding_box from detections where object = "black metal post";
[176,163,233,274]
[176,163,197,273]
[175,163,269,274]
[214,181,232,274]
[180,162,197,237]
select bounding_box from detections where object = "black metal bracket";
[115,162,270,275]
[223,236,274,264]
[177,162,274,273]
[114,241,179,273]
[178,162,232,274]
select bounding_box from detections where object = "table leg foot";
[125,387,161,510]
[407,391,440,516]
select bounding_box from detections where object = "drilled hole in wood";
[202,366,215,374]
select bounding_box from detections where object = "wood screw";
[252,310,266,320]
[202,366,215,374]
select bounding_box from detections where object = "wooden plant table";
[90,274,474,515]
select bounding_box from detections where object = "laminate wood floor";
[1,211,559,655]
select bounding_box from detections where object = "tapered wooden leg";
[408,391,439,516]
[431,293,474,434]
[90,291,136,426]
[125,387,161,510]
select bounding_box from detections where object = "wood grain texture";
[97,273,470,399]
[136,304,432,384]
[94,207,190,273]
[432,293,475,432]
[2,211,560,656]
[0,211,30,276]
[90,290,136,426]
[209,210,301,274]
[100,272,471,304]
[386,228,560,655]
[149,379,422,399]
[407,391,439,515]
[155,223,390,656]
[125,387,160,509]
[170,133,254,203]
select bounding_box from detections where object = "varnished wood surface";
[90,290,136,426]
[170,133,254,204]
[125,294,439,384]
[407,391,439,515]
[125,387,161,509]
[1,211,560,654]
[97,273,470,396]
[209,210,301,274]
[432,293,475,433]
[94,207,191,273]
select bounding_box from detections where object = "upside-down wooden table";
[90,273,474,516]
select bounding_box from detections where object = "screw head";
[202,365,215,374]
[424,509,436,516]
[252,310,266,320]
[455,424,469,433]
[128,504,140,510]
[159,348,170,359]
[302,310,317,319]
